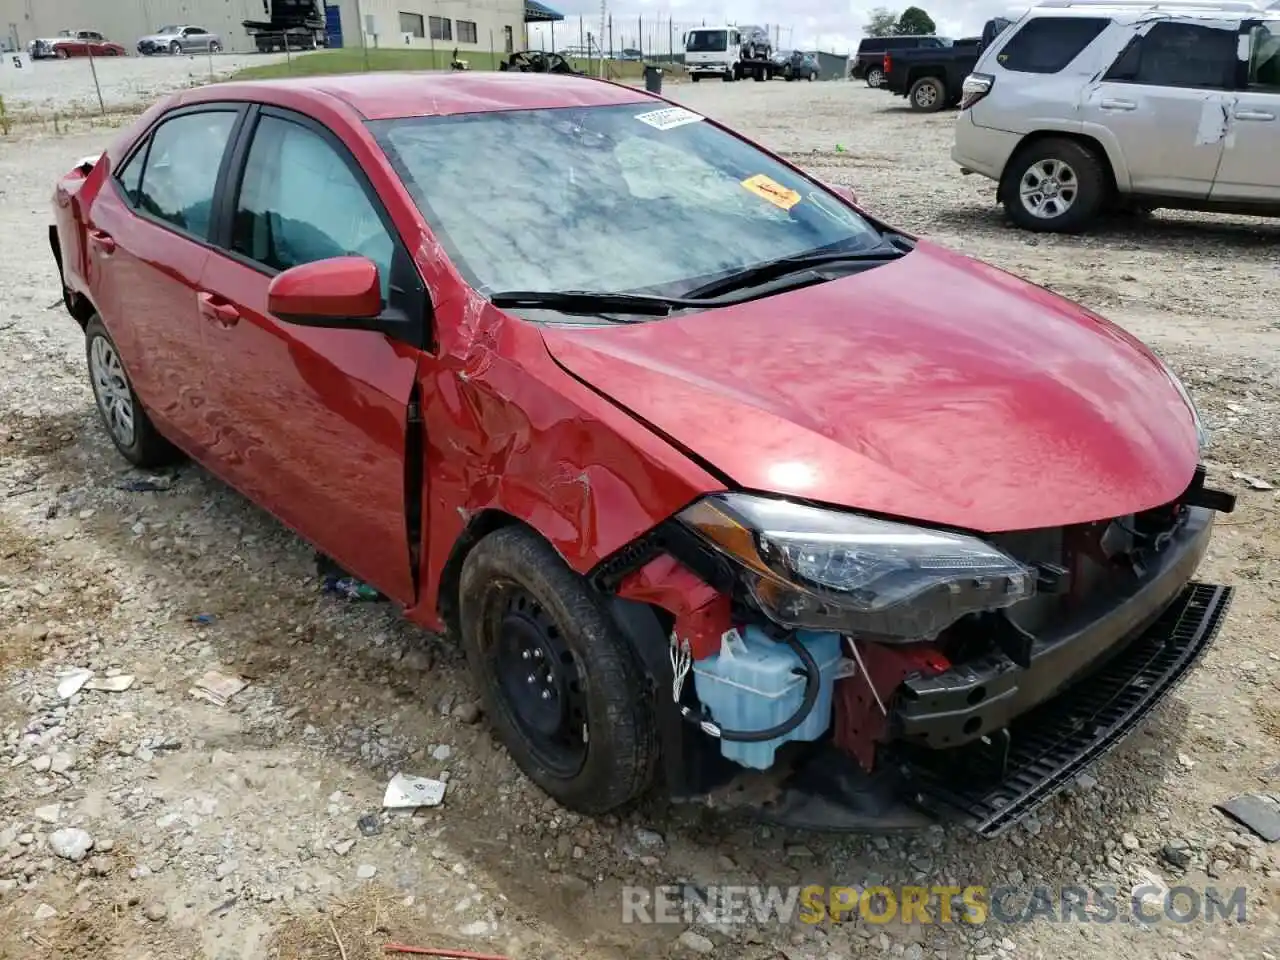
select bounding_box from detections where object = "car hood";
[538,241,1200,533]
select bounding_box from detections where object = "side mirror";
[267,256,385,329]
[827,183,860,206]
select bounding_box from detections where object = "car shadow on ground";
[0,403,1196,953]
[931,204,1280,248]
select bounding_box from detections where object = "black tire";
[908,76,946,112]
[866,67,883,87]
[209,41,222,54]
[458,526,657,814]
[1000,138,1109,234]
[84,316,181,469]
[690,72,700,82]
[169,41,182,55]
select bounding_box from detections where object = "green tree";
[864,8,900,37]
[895,7,937,35]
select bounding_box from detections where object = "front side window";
[135,110,237,240]
[231,115,394,300]
[997,16,1110,73]
[1103,21,1237,89]
[687,30,727,52]
[1247,22,1280,89]
[374,103,884,300]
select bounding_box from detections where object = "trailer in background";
[244,0,328,53]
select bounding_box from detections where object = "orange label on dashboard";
[740,174,801,210]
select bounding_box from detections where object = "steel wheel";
[492,585,589,778]
[89,335,136,449]
[1019,158,1079,220]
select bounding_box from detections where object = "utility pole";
[355,0,369,70]
[598,0,606,76]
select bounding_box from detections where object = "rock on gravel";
[49,827,93,861]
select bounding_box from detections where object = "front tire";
[84,317,180,468]
[909,76,946,112]
[691,72,700,82]
[169,41,182,55]
[209,41,222,54]
[866,66,883,87]
[458,526,657,814]
[1000,138,1109,234]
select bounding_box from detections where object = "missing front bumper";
[899,580,1232,836]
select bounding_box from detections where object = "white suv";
[952,0,1280,232]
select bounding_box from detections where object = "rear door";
[195,106,428,602]
[1210,20,1280,202]
[1082,19,1238,197]
[85,105,246,452]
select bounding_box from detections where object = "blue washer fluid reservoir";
[691,626,844,770]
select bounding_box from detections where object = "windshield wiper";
[683,243,910,300]
[489,289,716,317]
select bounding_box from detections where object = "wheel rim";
[89,336,136,448]
[1019,158,1078,219]
[915,82,938,107]
[869,69,882,84]
[492,586,589,778]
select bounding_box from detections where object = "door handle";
[88,229,116,254]
[1233,109,1275,122]
[197,292,240,327]
[1099,98,1137,111]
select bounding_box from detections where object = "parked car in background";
[137,25,222,56]
[783,50,821,80]
[28,30,126,59]
[49,71,1234,838]
[883,20,1010,111]
[954,0,1280,232]
[850,34,952,86]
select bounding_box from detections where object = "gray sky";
[528,0,1029,54]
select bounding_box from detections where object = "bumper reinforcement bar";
[899,581,1232,837]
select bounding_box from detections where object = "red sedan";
[49,72,1235,836]
[30,29,126,59]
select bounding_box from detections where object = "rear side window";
[1104,21,1237,89]
[996,17,1110,73]
[134,110,237,240]
[1248,23,1280,89]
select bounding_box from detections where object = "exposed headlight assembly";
[678,493,1036,642]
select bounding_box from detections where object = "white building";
[0,0,541,57]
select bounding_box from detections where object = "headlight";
[677,493,1036,642]
[1162,362,1208,452]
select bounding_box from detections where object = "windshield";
[372,103,883,300]
[687,30,728,51]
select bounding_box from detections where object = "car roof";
[203,71,655,121]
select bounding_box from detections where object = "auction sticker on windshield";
[634,107,704,130]
[741,174,801,211]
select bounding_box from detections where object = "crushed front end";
[598,466,1235,837]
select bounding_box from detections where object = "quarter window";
[1247,23,1280,90]
[231,115,395,301]
[1103,22,1237,89]
[134,110,238,240]
[997,17,1110,73]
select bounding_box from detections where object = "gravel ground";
[1,79,1279,960]
[0,51,293,118]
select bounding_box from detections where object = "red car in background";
[29,29,127,59]
[48,72,1235,837]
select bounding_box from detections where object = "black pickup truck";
[882,18,1010,111]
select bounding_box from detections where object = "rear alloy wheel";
[1000,138,1108,233]
[458,526,657,814]
[909,76,945,112]
[85,316,180,468]
[866,67,883,87]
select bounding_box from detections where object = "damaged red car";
[50,72,1236,837]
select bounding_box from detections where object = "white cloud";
[529,0,1030,54]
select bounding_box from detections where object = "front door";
[1211,21,1280,202]
[1082,19,1238,197]
[196,107,427,603]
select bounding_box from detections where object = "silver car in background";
[952,0,1280,232]
[136,25,223,56]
